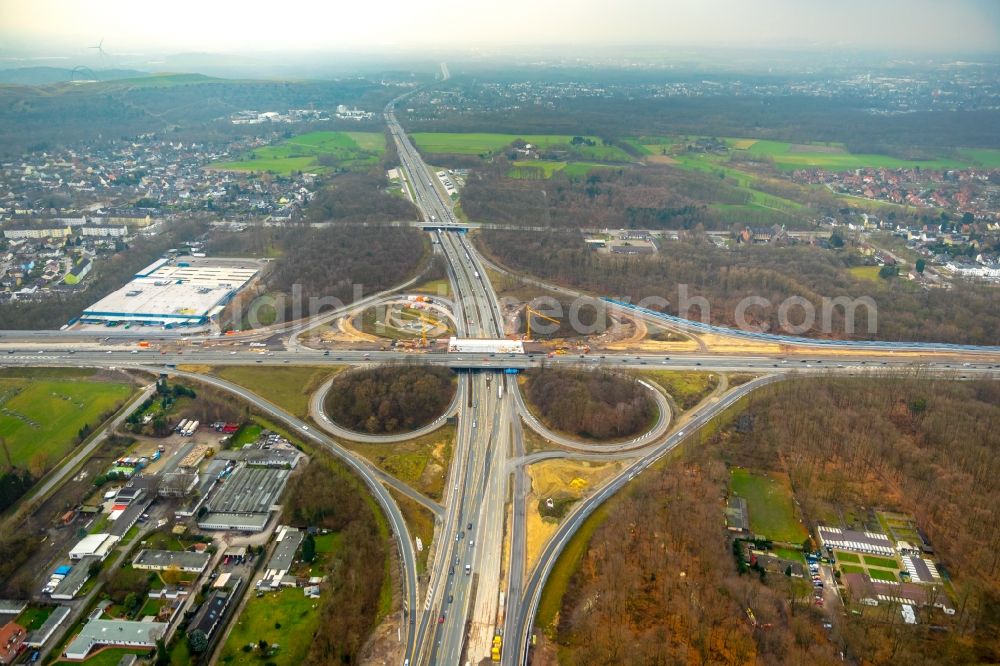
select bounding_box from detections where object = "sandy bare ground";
[359,610,406,666]
[523,460,623,575]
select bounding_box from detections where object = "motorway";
[4,97,1000,666]
[387,97,518,664]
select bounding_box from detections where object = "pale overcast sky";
[1,0,998,55]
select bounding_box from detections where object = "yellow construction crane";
[524,306,560,341]
[411,309,442,346]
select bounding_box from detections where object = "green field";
[639,371,718,411]
[736,139,983,172]
[840,563,866,574]
[536,502,611,632]
[15,606,52,631]
[213,131,385,175]
[868,568,898,582]
[75,648,150,665]
[863,554,899,569]
[640,133,1000,176]
[0,373,133,471]
[219,587,320,666]
[730,467,808,544]
[835,551,861,564]
[346,424,454,501]
[230,423,263,448]
[848,266,881,282]
[773,546,805,563]
[507,160,616,179]
[410,132,632,161]
[210,365,342,418]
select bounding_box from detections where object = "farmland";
[729,467,808,544]
[640,134,1000,173]
[0,370,133,471]
[410,132,632,161]
[736,139,978,172]
[507,160,615,179]
[213,131,385,175]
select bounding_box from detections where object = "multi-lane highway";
[4,94,1000,666]
[388,97,519,664]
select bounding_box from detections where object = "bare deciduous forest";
[324,365,456,434]
[461,163,805,231]
[523,368,655,439]
[283,458,388,665]
[478,229,1000,345]
[555,377,1000,665]
[208,224,428,322]
[306,172,418,224]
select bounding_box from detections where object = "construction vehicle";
[491,634,503,662]
[523,306,560,341]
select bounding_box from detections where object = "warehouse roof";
[133,549,211,572]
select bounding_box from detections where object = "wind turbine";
[90,38,106,59]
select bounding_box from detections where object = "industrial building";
[25,606,70,648]
[51,556,100,600]
[197,466,289,532]
[79,257,259,328]
[261,526,304,589]
[132,549,211,573]
[63,619,167,661]
[68,533,119,561]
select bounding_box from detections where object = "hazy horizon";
[1,0,998,64]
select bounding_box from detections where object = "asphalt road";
[506,374,781,665]
[309,373,463,445]
[164,369,422,664]
[513,373,673,452]
[5,96,1000,666]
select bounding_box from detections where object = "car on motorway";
[464,564,471,575]
[469,539,474,547]
[467,522,472,530]
[438,614,445,624]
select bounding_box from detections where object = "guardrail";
[605,298,1000,353]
